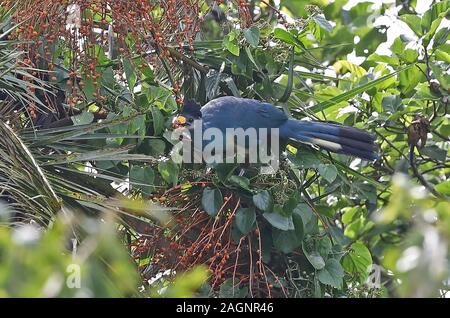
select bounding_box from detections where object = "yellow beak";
[172,115,187,128]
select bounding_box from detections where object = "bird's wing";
[239,99,288,129]
[202,96,288,130]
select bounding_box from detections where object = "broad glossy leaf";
[273,229,302,254]
[293,203,318,235]
[318,164,338,183]
[302,240,326,270]
[435,181,450,195]
[253,190,273,211]
[243,26,260,47]
[223,33,240,56]
[420,145,447,162]
[228,175,250,190]
[263,212,294,231]
[151,107,164,136]
[399,14,422,36]
[289,150,321,169]
[317,258,344,289]
[158,160,179,186]
[123,58,137,91]
[274,28,296,45]
[342,242,372,282]
[313,14,333,32]
[235,207,256,235]
[130,165,155,195]
[202,187,224,217]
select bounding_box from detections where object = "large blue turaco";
[173,96,378,161]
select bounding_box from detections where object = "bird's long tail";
[279,120,378,160]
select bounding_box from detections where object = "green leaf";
[293,203,318,235]
[252,190,273,211]
[243,26,260,47]
[223,33,240,56]
[318,164,338,183]
[36,108,144,146]
[272,229,301,254]
[333,60,367,78]
[201,187,224,217]
[382,95,403,113]
[400,49,419,64]
[280,198,296,218]
[130,165,155,195]
[329,156,385,190]
[439,124,450,138]
[263,212,294,231]
[310,66,412,113]
[317,258,344,289]
[313,14,333,32]
[367,53,399,66]
[435,49,450,63]
[431,63,450,90]
[290,150,321,169]
[148,139,166,156]
[151,107,164,136]
[313,276,322,298]
[420,145,447,162]
[344,217,374,240]
[278,48,294,103]
[72,112,94,125]
[292,212,304,242]
[435,181,450,195]
[399,14,423,36]
[317,237,332,259]
[433,28,450,48]
[273,28,296,45]
[390,37,406,56]
[82,78,95,100]
[342,242,372,283]
[158,160,179,186]
[302,241,326,270]
[355,182,377,204]
[235,207,256,235]
[123,58,137,91]
[342,207,360,225]
[355,27,387,57]
[421,1,450,36]
[316,205,335,218]
[228,175,250,190]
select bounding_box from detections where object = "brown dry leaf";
[407,115,430,148]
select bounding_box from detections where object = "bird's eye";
[188,118,194,123]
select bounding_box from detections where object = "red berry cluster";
[133,182,283,297]
[2,0,203,108]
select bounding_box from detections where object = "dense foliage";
[0,0,449,298]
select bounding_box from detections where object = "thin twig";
[409,145,442,198]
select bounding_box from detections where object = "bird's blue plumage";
[179,96,378,161]
[200,96,288,131]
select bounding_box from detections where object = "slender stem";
[409,145,441,198]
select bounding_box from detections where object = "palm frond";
[1,113,167,229]
[0,120,60,225]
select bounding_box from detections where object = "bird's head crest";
[182,100,202,118]
[172,100,202,128]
